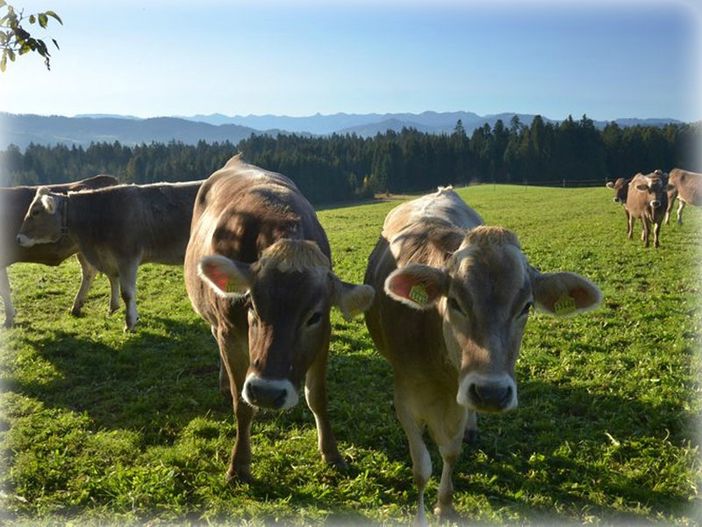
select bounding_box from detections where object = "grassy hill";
[1,184,700,525]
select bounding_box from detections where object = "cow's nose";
[651,200,661,208]
[468,382,513,412]
[244,381,288,409]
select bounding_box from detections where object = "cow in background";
[185,155,374,483]
[625,171,670,248]
[667,168,702,225]
[0,175,118,328]
[364,186,602,523]
[16,180,202,331]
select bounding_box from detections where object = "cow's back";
[1,175,118,266]
[364,187,479,374]
[185,157,329,326]
[670,168,702,206]
[68,181,201,267]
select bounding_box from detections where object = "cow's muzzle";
[457,373,517,412]
[650,200,661,209]
[242,374,298,410]
[16,234,35,247]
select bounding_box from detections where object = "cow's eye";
[448,297,465,315]
[306,312,323,327]
[520,301,533,317]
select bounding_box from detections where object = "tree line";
[1,115,699,204]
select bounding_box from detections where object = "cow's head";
[384,226,601,413]
[634,171,671,213]
[16,187,67,247]
[199,239,374,410]
[606,178,630,204]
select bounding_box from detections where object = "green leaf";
[0,52,6,72]
[29,14,36,24]
[7,48,14,61]
[38,13,48,28]
[45,11,63,25]
[52,38,59,50]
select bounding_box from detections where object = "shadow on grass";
[4,316,697,522]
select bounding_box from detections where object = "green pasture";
[0,184,700,525]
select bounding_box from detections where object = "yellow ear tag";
[409,284,429,305]
[554,295,576,316]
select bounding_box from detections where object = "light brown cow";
[0,175,118,327]
[624,171,670,248]
[364,186,601,523]
[667,168,702,225]
[184,155,374,483]
[16,180,202,330]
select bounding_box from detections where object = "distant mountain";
[0,113,265,149]
[0,111,684,150]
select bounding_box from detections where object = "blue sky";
[2,0,701,121]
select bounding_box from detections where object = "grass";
[0,184,700,525]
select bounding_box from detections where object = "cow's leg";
[653,220,662,248]
[677,200,686,225]
[626,211,634,240]
[212,326,231,399]
[434,428,464,519]
[665,196,675,225]
[642,219,650,247]
[463,409,478,444]
[395,392,431,526]
[70,253,98,317]
[0,267,15,328]
[217,329,255,483]
[118,261,139,331]
[108,274,121,314]
[304,346,344,468]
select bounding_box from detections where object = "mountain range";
[0,111,683,150]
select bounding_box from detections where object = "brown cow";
[16,180,202,331]
[364,186,602,523]
[0,175,118,327]
[624,171,670,248]
[607,170,677,229]
[667,168,702,225]
[184,155,374,483]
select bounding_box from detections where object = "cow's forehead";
[252,266,330,310]
[450,243,528,295]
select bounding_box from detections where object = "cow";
[606,177,630,205]
[667,168,702,225]
[16,180,203,331]
[607,171,677,231]
[624,171,670,248]
[364,186,602,523]
[184,155,374,483]
[0,175,118,328]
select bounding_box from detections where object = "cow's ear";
[40,193,57,214]
[385,264,448,310]
[330,275,375,320]
[198,255,253,298]
[606,181,614,189]
[531,270,602,317]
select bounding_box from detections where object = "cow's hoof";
[434,503,459,522]
[464,428,479,444]
[226,466,252,484]
[2,319,14,329]
[70,307,83,317]
[326,456,348,471]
